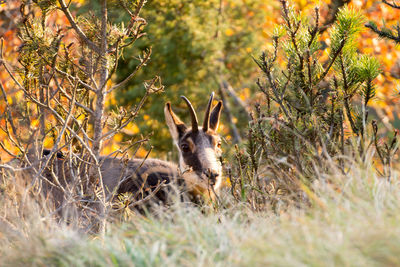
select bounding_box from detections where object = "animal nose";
[204,169,219,185]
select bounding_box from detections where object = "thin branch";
[32,81,77,183]
[221,80,251,120]
[219,84,242,143]
[107,48,152,93]
[0,80,17,135]
[54,67,96,92]
[319,0,351,34]
[21,89,97,161]
[316,38,346,84]
[58,0,101,54]
[383,0,400,9]
[365,23,400,44]
[100,88,150,141]
[53,73,94,114]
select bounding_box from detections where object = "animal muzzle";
[203,169,220,186]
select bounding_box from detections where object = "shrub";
[228,1,398,210]
[0,0,162,233]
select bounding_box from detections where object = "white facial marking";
[176,128,223,193]
[198,146,221,174]
[197,131,221,174]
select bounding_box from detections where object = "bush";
[228,1,398,210]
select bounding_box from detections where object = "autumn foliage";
[0,0,399,159]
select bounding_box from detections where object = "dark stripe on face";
[179,130,218,174]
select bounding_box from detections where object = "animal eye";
[217,141,222,148]
[181,144,190,153]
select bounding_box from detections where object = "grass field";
[1,154,399,267]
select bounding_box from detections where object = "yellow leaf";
[15,90,24,100]
[70,0,85,6]
[262,30,269,39]
[43,138,54,148]
[298,0,307,9]
[225,28,234,37]
[240,88,250,101]
[111,143,119,152]
[31,119,39,128]
[114,133,123,142]
[136,147,148,158]
[122,122,140,135]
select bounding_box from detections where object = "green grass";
[1,159,400,267]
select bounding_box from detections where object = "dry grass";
[1,155,400,267]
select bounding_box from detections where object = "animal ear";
[209,100,223,131]
[164,102,187,141]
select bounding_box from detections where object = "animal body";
[24,93,224,209]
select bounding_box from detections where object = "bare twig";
[107,48,152,93]
[58,0,101,54]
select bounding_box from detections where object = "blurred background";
[0,0,399,160]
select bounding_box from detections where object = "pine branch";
[362,78,375,108]
[382,0,400,9]
[58,0,101,54]
[317,38,346,84]
[319,0,351,34]
[365,22,400,44]
[366,1,400,44]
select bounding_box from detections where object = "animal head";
[164,92,223,196]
